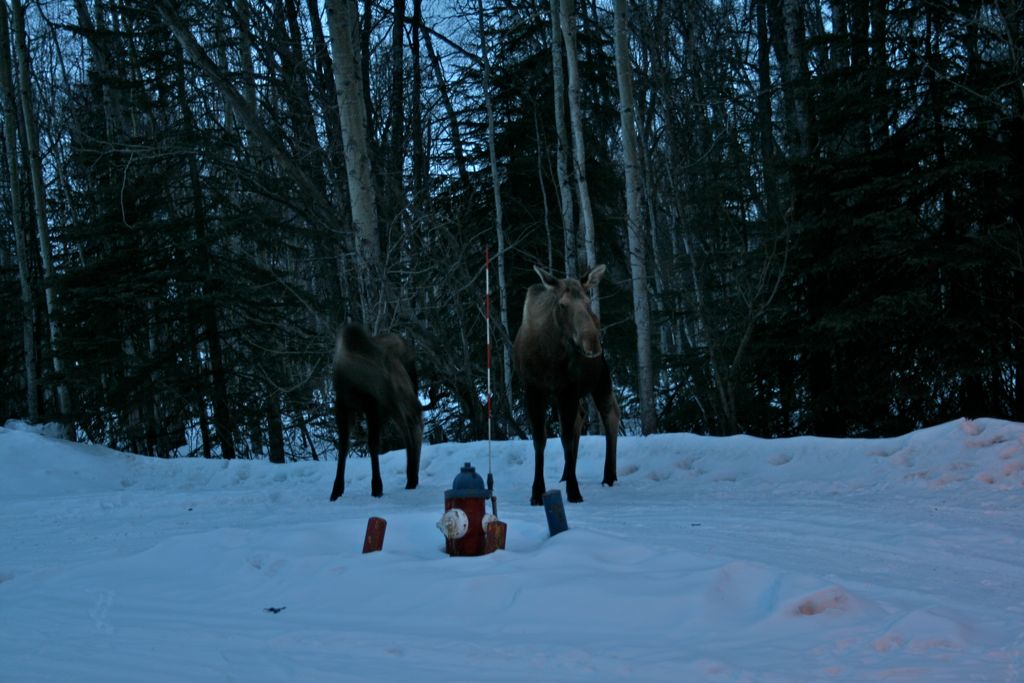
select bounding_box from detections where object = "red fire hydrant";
[437,462,501,557]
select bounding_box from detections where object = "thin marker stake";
[485,246,494,492]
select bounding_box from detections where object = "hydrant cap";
[444,462,491,500]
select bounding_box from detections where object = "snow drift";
[2,417,1022,681]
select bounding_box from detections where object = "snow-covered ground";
[2,417,1023,682]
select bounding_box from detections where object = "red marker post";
[362,516,387,553]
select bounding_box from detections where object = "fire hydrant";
[437,462,500,557]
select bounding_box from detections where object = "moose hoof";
[567,493,584,503]
[602,479,616,488]
[330,491,342,502]
[530,495,543,506]
[405,480,418,490]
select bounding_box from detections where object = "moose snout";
[565,297,603,359]
[575,333,603,359]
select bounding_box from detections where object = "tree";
[549,0,576,277]
[558,0,598,296]
[0,0,37,422]
[612,0,655,434]
[326,0,383,326]
[11,0,71,431]
[476,0,515,415]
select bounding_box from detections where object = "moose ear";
[533,265,560,290]
[580,264,606,289]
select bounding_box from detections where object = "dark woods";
[0,0,1021,461]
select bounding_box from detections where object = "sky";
[2,417,1023,682]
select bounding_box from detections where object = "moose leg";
[558,394,584,503]
[525,385,548,505]
[330,405,351,501]
[366,405,384,497]
[594,362,620,487]
[560,401,586,483]
[404,417,422,490]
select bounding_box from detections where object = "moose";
[512,265,620,505]
[330,323,423,501]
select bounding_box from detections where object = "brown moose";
[330,323,423,500]
[513,265,620,505]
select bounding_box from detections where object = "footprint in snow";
[789,586,852,617]
[90,590,115,634]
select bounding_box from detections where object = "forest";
[0,0,1021,460]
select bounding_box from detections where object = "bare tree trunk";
[267,395,285,464]
[145,302,168,457]
[410,0,426,199]
[612,0,656,434]
[476,0,514,414]
[756,0,783,223]
[281,0,328,191]
[11,0,71,432]
[305,0,342,168]
[305,1,349,314]
[389,0,412,304]
[195,345,213,458]
[869,0,889,144]
[389,0,406,218]
[360,0,373,135]
[0,0,38,422]
[559,0,598,310]
[296,407,320,460]
[549,0,576,277]
[782,0,811,157]
[559,0,601,432]
[326,0,383,324]
[275,0,339,312]
[235,0,257,110]
[536,117,554,271]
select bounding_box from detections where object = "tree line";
[1,0,1021,459]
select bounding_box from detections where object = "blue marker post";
[542,489,569,536]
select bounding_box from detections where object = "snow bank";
[2,417,1022,681]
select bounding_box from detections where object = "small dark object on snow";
[513,266,620,505]
[542,489,569,536]
[264,606,286,614]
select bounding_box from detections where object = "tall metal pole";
[485,247,494,491]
